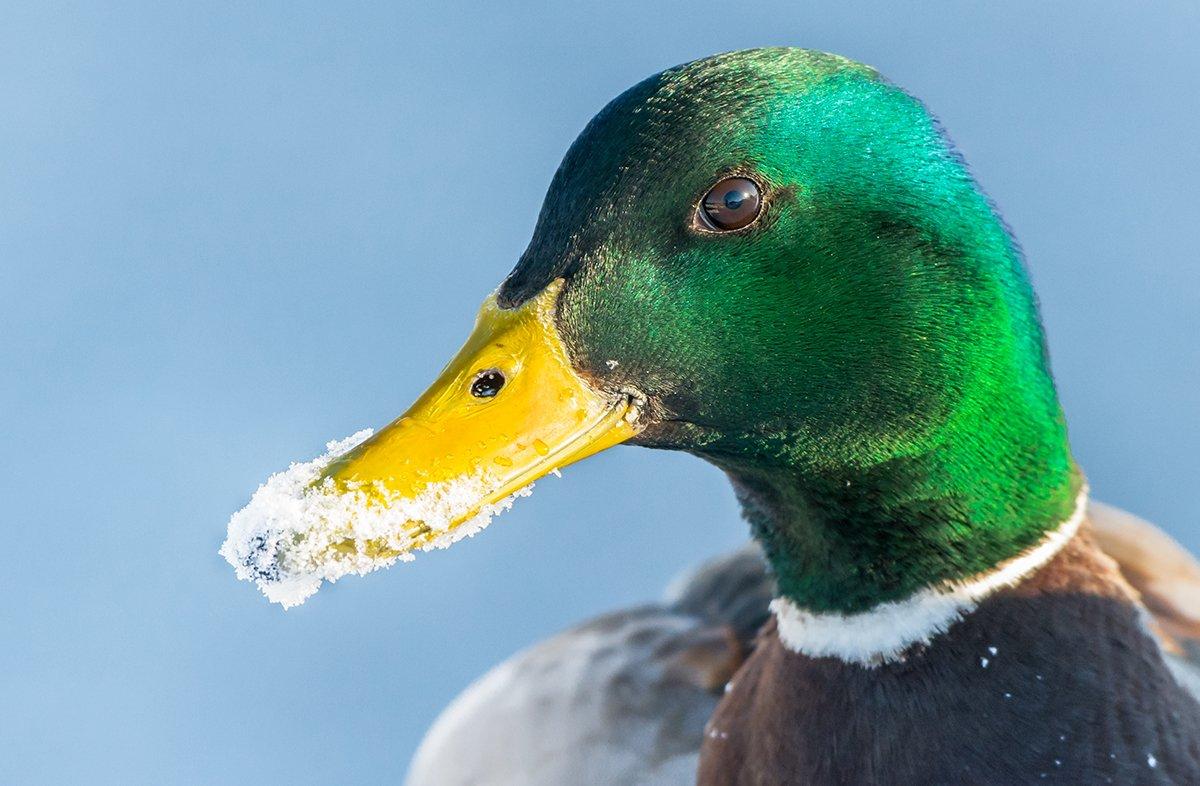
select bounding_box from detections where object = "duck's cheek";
[220,279,645,607]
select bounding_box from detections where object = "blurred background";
[2,2,1197,783]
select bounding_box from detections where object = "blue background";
[3,3,1197,783]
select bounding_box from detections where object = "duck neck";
[718,389,1083,619]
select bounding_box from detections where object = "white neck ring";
[770,487,1089,667]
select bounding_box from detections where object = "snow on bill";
[219,429,532,608]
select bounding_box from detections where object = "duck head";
[224,48,1081,613]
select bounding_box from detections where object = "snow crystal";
[980,657,989,668]
[219,429,533,608]
[1147,754,1157,769]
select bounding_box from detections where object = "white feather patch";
[771,487,1089,666]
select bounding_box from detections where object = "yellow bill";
[219,280,643,607]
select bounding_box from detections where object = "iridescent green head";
[500,48,1079,613]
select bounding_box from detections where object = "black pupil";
[470,370,505,398]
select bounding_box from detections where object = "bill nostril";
[470,369,506,398]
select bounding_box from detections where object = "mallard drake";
[223,48,1200,783]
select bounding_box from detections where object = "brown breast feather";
[698,523,1200,785]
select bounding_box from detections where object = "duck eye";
[698,177,762,231]
[470,369,506,399]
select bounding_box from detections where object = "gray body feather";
[405,546,771,786]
